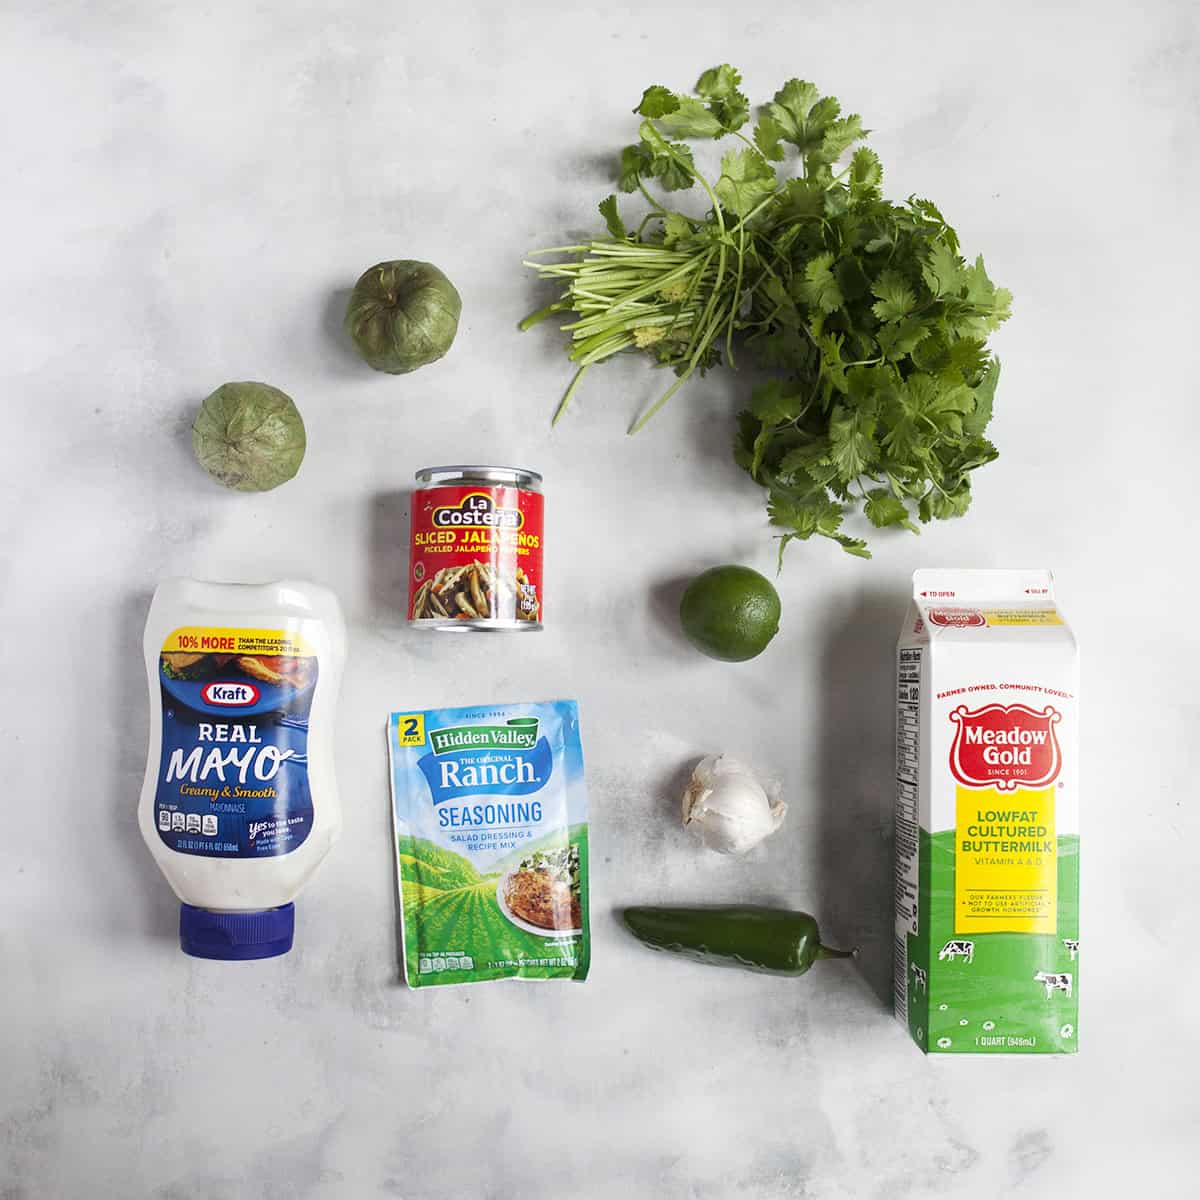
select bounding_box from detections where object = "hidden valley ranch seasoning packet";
[388,700,590,987]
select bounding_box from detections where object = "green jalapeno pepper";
[622,905,857,977]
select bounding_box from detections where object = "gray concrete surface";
[2,2,1198,1196]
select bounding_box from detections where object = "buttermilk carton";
[895,569,1079,1054]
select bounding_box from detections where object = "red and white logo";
[928,608,985,628]
[201,681,260,707]
[949,704,1062,791]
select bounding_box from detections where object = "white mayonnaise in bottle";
[140,579,345,960]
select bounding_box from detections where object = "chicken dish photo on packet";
[387,700,590,987]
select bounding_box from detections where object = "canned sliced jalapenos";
[408,465,544,631]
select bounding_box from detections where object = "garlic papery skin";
[681,754,787,855]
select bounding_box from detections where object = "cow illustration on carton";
[1034,971,1073,999]
[938,940,974,964]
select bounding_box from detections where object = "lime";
[678,565,781,662]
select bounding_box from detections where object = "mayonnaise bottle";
[140,579,345,960]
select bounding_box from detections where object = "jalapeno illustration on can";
[408,466,544,630]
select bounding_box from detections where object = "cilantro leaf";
[864,487,915,530]
[749,422,775,477]
[834,255,871,303]
[637,121,698,191]
[919,481,972,522]
[770,488,873,561]
[870,270,916,322]
[651,147,696,191]
[753,324,812,371]
[775,176,826,220]
[637,68,751,139]
[777,441,827,473]
[848,147,883,197]
[750,378,806,424]
[816,331,849,393]
[878,317,929,359]
[617,143,650,192]
[753,113,785,162]
[768,490,845,535]
[715,148,777,217]
[598,195,626,239]
[815,114,867,165]
[660,212,694,247]
[909,197,958,250]
[828,405,877,478]
[766,79,837,157]
[949,337,989,380]
[921,240,963,297]
[844,364,889,410]
[635,86,680,119]
[902,373,972,436]
[695,64,743,101]
[657,96,726,138]
[779,441,839,488]
[836,536,872,558]
[733,410,759,471]
[964,357,1000,436]
[957,255,1013,332]
[881,412,921,463]
[797,252,844,313]
[952,435,999,473]
[694,64,750,132]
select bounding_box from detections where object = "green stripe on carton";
[907,831,1079,1054]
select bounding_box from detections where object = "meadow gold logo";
[949,703,1062,791]
[928,608,986,628]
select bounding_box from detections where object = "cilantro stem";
[656,249,715,343]
[627,364,697,435]
[519,300,572,332]
[553,365,589,425]
[637,180,668,214]
[725,224,746,367]
[628,291,731,434]
[636,212,660,239]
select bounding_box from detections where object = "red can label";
[409,485,544,625]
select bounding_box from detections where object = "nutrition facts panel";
[894,647,923,1020]
[895,648,922,939]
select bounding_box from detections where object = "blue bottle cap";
[179,903,295,960]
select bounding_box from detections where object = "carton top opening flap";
[905,569,1073,642]
[912,569,1054,605]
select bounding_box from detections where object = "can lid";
[178,903,295,961]
[414,464,542,488]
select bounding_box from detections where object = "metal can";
[408,465,544,631]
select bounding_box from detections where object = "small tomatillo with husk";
[344,259,461,374]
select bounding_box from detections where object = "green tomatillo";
[191,381,306,492]
[344,259,461,374]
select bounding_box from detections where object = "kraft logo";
[928,608,986,628]
[949,703,1062,791]
[201,681,261,707]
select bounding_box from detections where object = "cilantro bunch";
[523,67,1011,559]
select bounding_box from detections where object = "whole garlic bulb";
[681,754,787,855]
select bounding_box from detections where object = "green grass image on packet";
[387,700,590,988]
